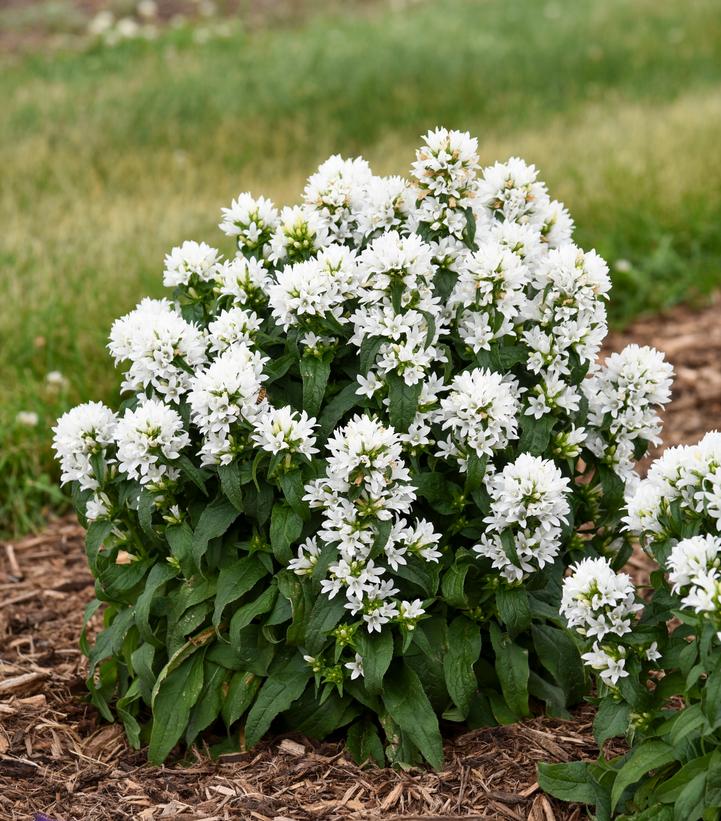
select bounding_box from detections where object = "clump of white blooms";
[108,298,207,401]
[586,344,673,485]
[163,240,220,288]
[474,454,571,582]
[114,398,189,489]
[561,557,642,640]
[667,535,721,615]
[55,126,674,700]
[53,401,117,490]
[560,557,644,687]
[625,431,721,545]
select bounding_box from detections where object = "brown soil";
[1,298,719,821]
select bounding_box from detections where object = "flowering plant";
[54,128,672,767]
[541,432,721,819]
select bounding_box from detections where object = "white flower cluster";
[52,401,117,490]
[298,415,439,632]
[561,557,642,640]
[560,557,644,687]
[586,344,673,485]
[667,535,721,616]
[108,298,207,401]
[54,127,676,683]
[625,431,721,547]
[474,454,571,583]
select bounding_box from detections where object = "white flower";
[219,193,278,255]
[354,175,413,239]
[585,345,673,481]
[560,557,642,640]
[207,307,262,353]
[288,537,322,576]
[108,298,206,401]
[52,401,117,490]
[474,454,571,582]
[477,156,550,225]
[304,155,373,241]
[668,535,721,615]
[187,344,268,465]
[217,256,269,306]
[163,240,220,288]
[581,643,628,686]
[269,205,329,264]
[252,406,318,459]
[345,653,365,680]
[437,368,521,465]
[46,370,69,390]
[115,398,189,487]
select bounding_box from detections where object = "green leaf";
[489,622,530,719]
[413,472,461,516]
[300,354,332,417]
[85,520,112,574]
[222,671,261,728]
[317,382,362,442]
[166,522,193,565]
[538,761,597,804]
[218,463,244,511]
[135,563,177,643]
[192,498,238,566]
[177,454,209,495]
[213,556,267,626]
[381,661,444,769]
[244,655,311,748]
[386,371,422,432]
[346,718,385,767]
[594,698,631,747]
[278,470,309,520]
[186,661,227,744]
[88,607,135,674]
[137,490,156,540]
[443,615,482,718]
[269,504,304,563]
[611,741,678,811]
[305,594,347,656]
[359,336,384,375]
[356,629,394,695]
[496,587,531,637]
[229,583,279,638]
[531,623,586,705]
[148,650,205,764]
[441,560,471,608]
[518,414,556,456]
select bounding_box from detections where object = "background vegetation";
[2,0,721,535]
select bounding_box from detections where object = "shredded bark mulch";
[1,297,719,821]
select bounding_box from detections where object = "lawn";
[2,0,721,534]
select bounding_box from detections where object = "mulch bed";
[1,297,719,821]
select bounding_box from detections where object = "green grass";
[2,0,721,535]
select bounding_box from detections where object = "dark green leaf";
[148,650,205,764]
[213,556,267,626]
[270,504,303,563]
[611,741,677,811]
[192,498,238,566]
[381,661,444,769]
[305,594,347,656]
[489,622,530,719]
[518,414,556,456]
[186,661,227,744]
[443,616,482,717]
[222,671,261,728]
[346,718,385,766]
[496,587,531,637]
[356,629,394,695]
[218,463,244,511]
[386,372,422,433]
[300,354,332,417]
[538,761,597,804]
[244,655,310,748]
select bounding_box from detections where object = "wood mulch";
[1,297,719,820]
